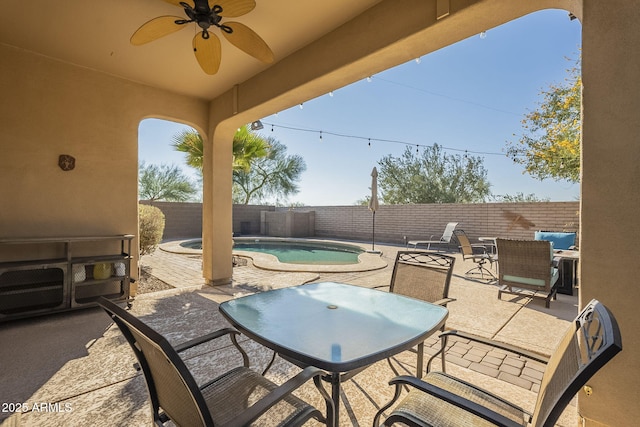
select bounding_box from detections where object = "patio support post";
[202,116,236,285]
[579,0,640,425]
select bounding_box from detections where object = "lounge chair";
[496,238,559,308]
[386,251,456,377]
[455,230,496,279]
[374,299,622,427]
[407,222,459,251]
[98,297,332,426]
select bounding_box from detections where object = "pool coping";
[159,237,388,273]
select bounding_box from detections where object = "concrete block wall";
[139,201,203,240]
[139,201,274,239]
[141,201,579,245]
[297,202,579,245]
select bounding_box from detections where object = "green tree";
[172,125,269,173]
[506,58,581,182]
[233,139,306,204]
[232,126,270,172]
[491,192,550,203]
[377,144,491,204]
[172,129,203,171]
[138,162,198,202]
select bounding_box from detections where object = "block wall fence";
[141,201,580,245]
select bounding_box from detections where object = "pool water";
[180,239,364,265]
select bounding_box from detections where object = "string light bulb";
[329,91,334,97]
[415,57,421,64]
[480,31,487,39]
[366,76,373,83]
[319,131,323,141]
[299,103,304,109]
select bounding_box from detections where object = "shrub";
[139,204,165,255]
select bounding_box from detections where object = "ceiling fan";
[131,0,274,75]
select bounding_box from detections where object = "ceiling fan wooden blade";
[222,22,274,63]
[211,0,256,17]
[193,32,222,75]
[131,16,185,45]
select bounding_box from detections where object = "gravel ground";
[136,265,174,294]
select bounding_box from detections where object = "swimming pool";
[162,237,387,273]
[180,238,364,265]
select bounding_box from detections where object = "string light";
[299,103,304,109]
[415,57,421,64]
[329,91,334,97]
[366,76,373,83]
[319,131,323,141]
[260,121,507,157]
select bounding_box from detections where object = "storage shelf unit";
[0,235,134,321]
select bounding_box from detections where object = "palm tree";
[172,125,269,173]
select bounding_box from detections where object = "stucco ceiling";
[0,0,382,100]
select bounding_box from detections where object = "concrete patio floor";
[0,240,580,426]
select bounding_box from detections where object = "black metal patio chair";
[373,299,622,427]
[98,297,333,427]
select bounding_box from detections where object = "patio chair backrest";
[454,231,475,258]
[496,238,554,292]
[390,251,455,303]
[440,222,459,242]
[531,299,622,427]
[100,298,213,426]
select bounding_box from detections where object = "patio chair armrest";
[469,243,489,254]
[221,366,333,427]
[432,297,456,307]
[388,375,526,427]
[440,331,549,364]
[175,328,250,367]
[174,328,240,352]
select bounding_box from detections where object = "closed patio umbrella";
[368,167,380,253]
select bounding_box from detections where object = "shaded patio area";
[0,242,579,426]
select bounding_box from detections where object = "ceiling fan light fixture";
[131,0,271,74]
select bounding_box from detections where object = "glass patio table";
[218,281,448,426]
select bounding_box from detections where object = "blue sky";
[139,9,582,206]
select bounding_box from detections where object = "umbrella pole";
[372,210,375,251]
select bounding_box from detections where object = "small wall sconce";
[59,154,75,171]
[250,120,264,131]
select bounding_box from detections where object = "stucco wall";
[0,44,209,275]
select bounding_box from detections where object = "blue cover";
[534,231,576,250]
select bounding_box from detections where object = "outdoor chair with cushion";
[455,230,496,280]
[496,238,559,308]
[534,231,577,250]
[386,251,456,377]
[374,299,622,427]
[407,222,459,251]
[98,297,332,427]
